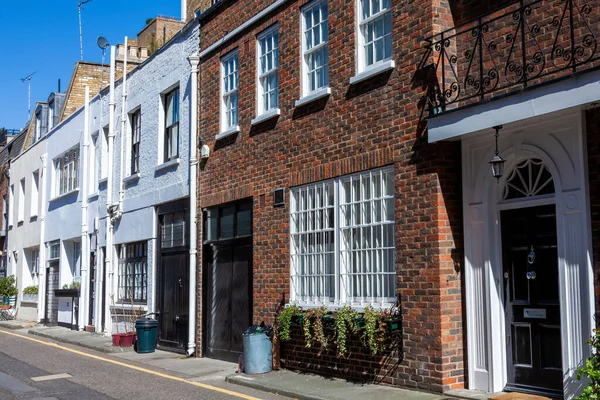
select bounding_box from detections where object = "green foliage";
[362,305,387,355]
[277,304,298,342]
[62,281,81,290]
[0,275,18,300]
[333,306,359,357]
[302,307,328,350]
[23,286,38,295]
[576,329,600,399]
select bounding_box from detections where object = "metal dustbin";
[135,318,158,353]
[243,329,272,374]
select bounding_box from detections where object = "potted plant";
[0,275,18,309]
[22,285,39,303]
[110,292,143,347]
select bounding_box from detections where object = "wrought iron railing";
[422,0,599,115]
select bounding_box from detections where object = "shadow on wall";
[48,191,79,212]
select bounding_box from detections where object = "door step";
[490,394,551,400]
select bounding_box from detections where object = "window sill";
[50,189,79,202]
[123,173,140,184]
[87,192,99,201]
[99,177,108,185]
[291,302,396,312]
[251,108,280,126]
[295,87,331,108]
[155,158,180,172]
[216,125,240,141]
[349,60,395,85]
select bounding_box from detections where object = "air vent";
[273,188,285,207]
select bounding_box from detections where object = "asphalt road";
[0,330,287,400]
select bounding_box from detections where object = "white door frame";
[462,110,595,398]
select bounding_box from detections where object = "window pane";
[220,206,235,239]
[237,202,252,237]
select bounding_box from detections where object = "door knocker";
[527,245,536,265]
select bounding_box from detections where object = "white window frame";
[356,0,392,73]
[31,170,39,217]
[48,101,55,130]
[118,241,148,303]
[256,25,279,116]
[90,133,99,193]
[8,185,14,227]
[100,127,108,180]
[301,0,329,98]
[130,108,142,174]
[17,178,25,223]
[221,50,239,133]
[35,112,41,142]
[163,90,179,162]
[31,248,40,275]
[290,167,396,309]
[72,241,81,279]
[48,242,60,261]
[54,146,80,197]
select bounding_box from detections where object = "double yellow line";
[0,329,261,400]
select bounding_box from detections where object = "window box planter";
[22,294,38,303]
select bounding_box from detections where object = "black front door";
[203,199,253,362]
[89,252,95,326]
[158,251,189,348]
[501,204,562,397]
[157,203,190,351]
[205,243,252,362]
[45,261,59,325]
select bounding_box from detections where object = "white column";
[79,85,90,330]
[105,45,116,334]
[37,154,48,323]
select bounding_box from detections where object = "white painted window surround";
[18,179,25,223]
[8,185,14,227]
[256,25,279,115]
[221,50,239,133]
[352,0,393,84]
[31,170,39,217]
[54,146,79,197]
[290,167,396,308]
[301,0,329,98]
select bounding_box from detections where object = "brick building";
[191,0,600,398]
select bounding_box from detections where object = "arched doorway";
[461,113,595,398]
[498,159,561,397]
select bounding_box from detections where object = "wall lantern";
[489,125,505,181]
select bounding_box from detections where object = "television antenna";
[21,72,36,120]
[78,0,93,60]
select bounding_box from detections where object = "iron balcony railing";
[423,0,599,115]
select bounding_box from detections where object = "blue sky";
[0,1,182,130]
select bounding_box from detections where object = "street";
[0,330,287,400]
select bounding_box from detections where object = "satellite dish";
[97,36,110,49]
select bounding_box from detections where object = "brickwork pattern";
[197,0,464,392]
[137,17,185,55]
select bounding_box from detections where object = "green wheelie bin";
[135,318,158,353]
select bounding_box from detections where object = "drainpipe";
[105,45,116,333]
[181,0,187,22]
[186,52,199,357]
[79,85,90,330]
[37,154,48,323]
[118,36,128,221]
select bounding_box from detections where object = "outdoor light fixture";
[489,125,505,181]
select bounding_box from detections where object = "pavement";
[2,320,472,400]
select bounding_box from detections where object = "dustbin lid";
[135,318,158,327]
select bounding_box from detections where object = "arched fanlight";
[489,125,505,181]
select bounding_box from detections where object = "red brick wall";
[197,0,464,392]
[586,108,600,321]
